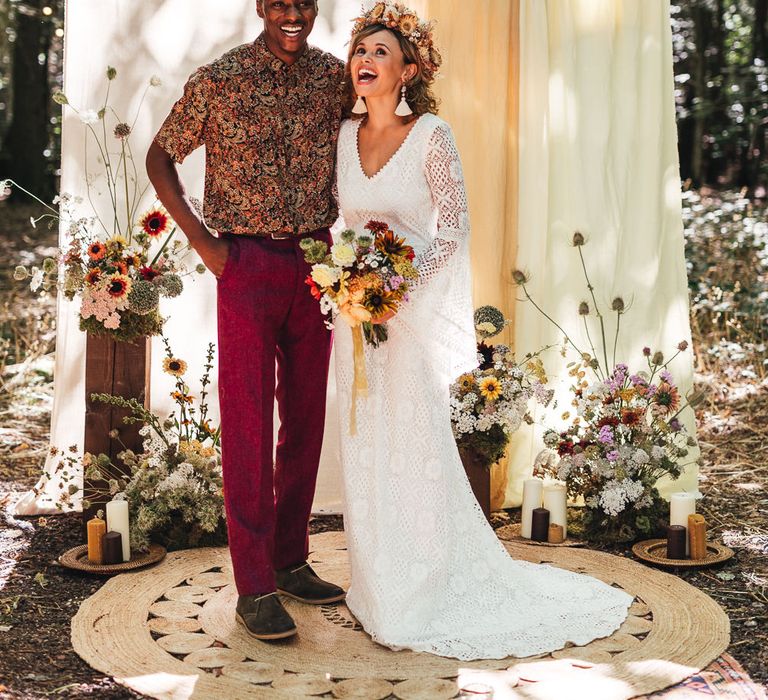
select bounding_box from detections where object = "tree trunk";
[0,0,55,201]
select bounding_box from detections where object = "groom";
[146,0,345,640]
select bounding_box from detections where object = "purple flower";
[669,418,682,432]
[598,424,614,445]
[630,374,647,386]
[606,450,620,462]
[660,370,673,384]
[643,347,651,357]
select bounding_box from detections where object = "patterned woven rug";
[71,531,742,700]
[645,655,766,699]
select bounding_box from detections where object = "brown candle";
[531,508,550,542]
[688,514,707,560]
[547,523,565,544]
[102,531,123,565]
[87,515,106,564]
[666,524,687,560]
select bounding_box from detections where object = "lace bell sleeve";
[415,122,470,286]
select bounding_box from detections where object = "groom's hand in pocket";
[196,234,231,279]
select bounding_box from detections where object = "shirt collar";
[253,32,311,73]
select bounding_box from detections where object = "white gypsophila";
[632,448,650,465]
[651,445,666,460]
[330,242,356,267]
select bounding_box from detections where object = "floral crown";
[352,2,442,80]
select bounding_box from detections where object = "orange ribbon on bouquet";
[338,290,372,435]
[350,325,369,436]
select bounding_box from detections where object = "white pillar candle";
[106,499,131,562]
[521,478,544,539]
[543,482,568,539]
[669,492,697,556]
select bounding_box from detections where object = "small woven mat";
[633,539,735,568]
[59,543,166,574]
[496,523,585,547]
[72,531,731,700]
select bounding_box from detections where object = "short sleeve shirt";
[154,34,345,236]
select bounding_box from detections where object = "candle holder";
[58,543,166,575]
[632,539,734,569]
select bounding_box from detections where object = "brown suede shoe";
[235,592,297,640]
[276,562,346,604]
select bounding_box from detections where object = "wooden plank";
[82,334,150,536]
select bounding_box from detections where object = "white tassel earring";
[395,84,413,116]
[352,95,368,114]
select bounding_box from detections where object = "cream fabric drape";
[512,0,699,502]
[412,0,520,509]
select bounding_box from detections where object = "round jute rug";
[71,531,729,700]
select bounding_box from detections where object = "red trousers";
[216,229,333,595]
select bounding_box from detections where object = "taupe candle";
[666,524,687,560]
[531,508,550,542]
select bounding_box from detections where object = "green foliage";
[672,1,768,188]
[682,188,768,379]
[79,310,163,343]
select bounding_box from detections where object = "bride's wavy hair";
[343,24,439,119]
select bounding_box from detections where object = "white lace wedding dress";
[333,113,633,660]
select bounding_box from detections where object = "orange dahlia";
[85,268,101,285]
[140,208,170,237]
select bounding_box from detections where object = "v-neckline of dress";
[354,116,424,182]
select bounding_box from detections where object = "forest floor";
[0,200,766,698]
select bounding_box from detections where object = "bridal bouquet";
[302,220,418,432]
[516,232,701,542]
[43,339,226,550]
[8,66,196,342]
[301,220,418,345]
[451,306,553,467]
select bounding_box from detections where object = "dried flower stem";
[576,246,610,376]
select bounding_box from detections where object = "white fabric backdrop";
[14,0,699,516]
[14,0,360,515]
[508,0,699,505]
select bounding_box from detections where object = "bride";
[332,2,633,661]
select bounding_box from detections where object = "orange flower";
[375,229,415,261]
[140,208,170,237]
[87,241,106,261]
[652,382,681,416]
[85,268,101,285]
[114,260,128,275]
[171,391,194,404]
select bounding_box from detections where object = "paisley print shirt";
[154,34,345,236]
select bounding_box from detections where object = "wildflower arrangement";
[450,306,552,467]
[8,67,197,342]
[42,339,226,551]
[301,220,418,346]
[516,233,701,542]
[352,2,441,80]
